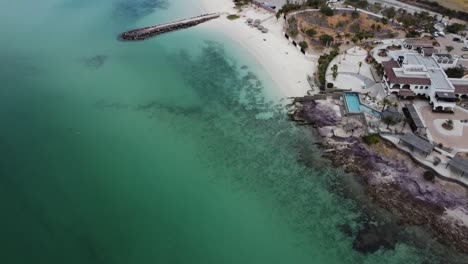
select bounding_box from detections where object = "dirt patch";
[291,10,401,46]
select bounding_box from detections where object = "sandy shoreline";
[199,0,316,98]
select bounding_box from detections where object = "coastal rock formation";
[120,13,220,41]
[289,98,341,127]
[290,97,468,254]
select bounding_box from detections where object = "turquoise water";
[345,93,381,118]
[0,0,465,263]
[345,93,362,112]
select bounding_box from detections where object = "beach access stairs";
[120,13,220,41]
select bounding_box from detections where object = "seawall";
[120,13,220,41]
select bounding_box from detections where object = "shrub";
[445,67,464,78]
[319,34,334,45]
[299,41,308,50]
[306,28,317,37]
[327,82,334,88]
[227,14,240,20]
[362,134,380,145]
[317,47,340,86]
[320,6,334,16]
[423,171,435,182]
[446,23,466,34]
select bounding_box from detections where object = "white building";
[382,52,458,112]
[432,53,459,69]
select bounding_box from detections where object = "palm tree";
[382,98,390,111]
[352,36,359,53]
[331,64,339,80]
[357,61,363,75]
[383,116,397,129]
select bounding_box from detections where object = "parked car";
[432,32,439,37]
[462,47,468,51]
[453,37,462,42]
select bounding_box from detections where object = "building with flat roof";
[449,78,468,99]
[382,52,457,112]
[432,54,458,69]
[403,39,434,50]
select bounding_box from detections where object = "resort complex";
[382,52,465,112]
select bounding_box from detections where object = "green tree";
[445,67,464,78]
[299,41,308,50]
[446,46,454,53]
[446,23,466,34]
[320,6,334,16]
[385,7,396,21]
[382,98,390,111]
[352,36,360,52]
[319,34,334,46]
[306,28,317,37]
[382,116,397,129]
[331,64,339,80]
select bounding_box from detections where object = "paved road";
[367,0,439,16]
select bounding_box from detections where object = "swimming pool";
[344,93,381,118]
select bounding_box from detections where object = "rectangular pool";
[344,93,381,118]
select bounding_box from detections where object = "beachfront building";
[449,78,468,99]
[399,133,434,157]
[432,54,459,70]
[382,52,457,112]
[403,39,434,51]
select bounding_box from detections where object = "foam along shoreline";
[199,0,316,98]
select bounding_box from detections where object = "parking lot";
[434,33,468,55]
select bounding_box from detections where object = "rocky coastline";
[119,13,220,41]
[289,97,468,256]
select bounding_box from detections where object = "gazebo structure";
[402,104,426,134]
[399,133,434,157]
[446,156,468,177]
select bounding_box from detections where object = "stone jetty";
[120,13,220,41]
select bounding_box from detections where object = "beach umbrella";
[257,25,264,30]
[247,18,253,23]
[261,28,269,33]
[254,19,261,23]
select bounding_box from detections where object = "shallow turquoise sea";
[0,0,464,263]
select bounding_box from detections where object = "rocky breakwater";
[289,97,468,256]
[120,13,220,41]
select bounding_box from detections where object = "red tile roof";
[399,90,416,97]
[383,61,431,85]
[454,84,468,94]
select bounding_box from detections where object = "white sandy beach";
[199,0,316,98]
